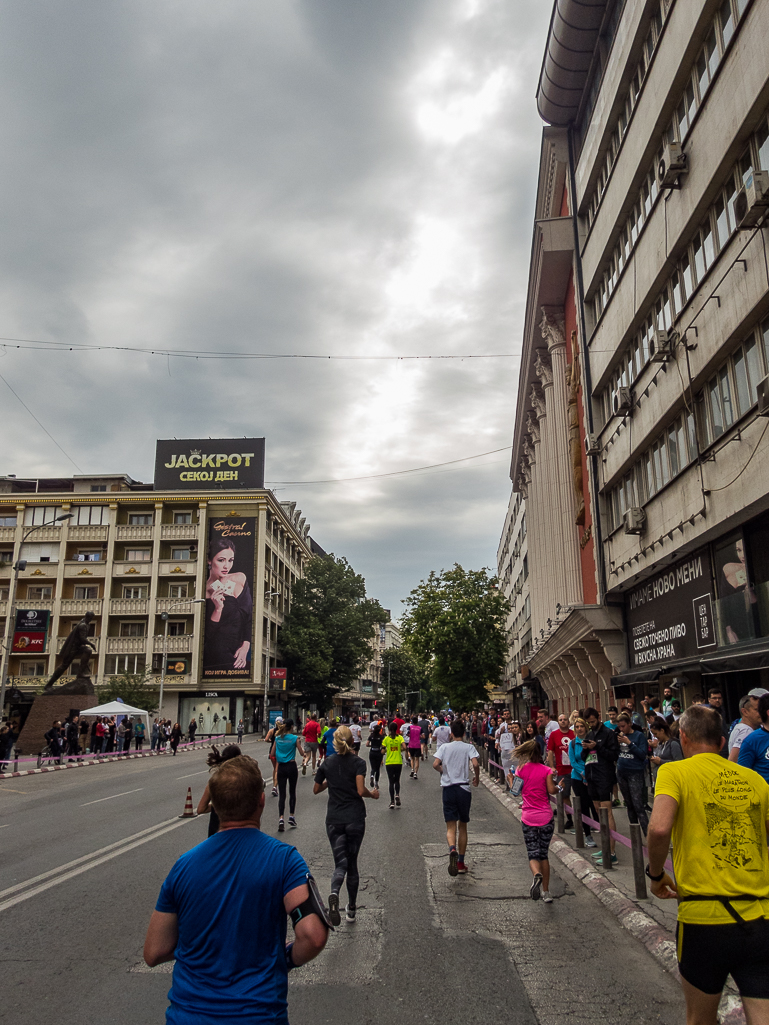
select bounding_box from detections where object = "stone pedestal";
[15,680,95,756]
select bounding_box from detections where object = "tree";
[98,670,160,715]
[278,555,387,711]
[380,647,430,713]
[400,564,510,710]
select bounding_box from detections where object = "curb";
[0,740,226,779]
[480,774,746,1024]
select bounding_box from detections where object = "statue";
[566,329,586,526]
[44,612,97,693]
[529,383,546,419]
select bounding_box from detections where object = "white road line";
[0,819,190,914]
[0,823,8,827]
[0,817,181,901]
[176,770,208,780]
[81,787,144,807]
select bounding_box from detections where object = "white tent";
[77,699,151,732]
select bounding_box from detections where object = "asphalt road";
[0,736,685,1024]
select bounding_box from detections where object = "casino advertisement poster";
[13,609,50,654]
[202,517,255,680]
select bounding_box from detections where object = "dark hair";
[584,707,600,721]
[679,705,724,747]
[208,537,236,562]
[206,743,241,768]
[438,716,445,725]
[607,705,618,713]
[525,720,537,737]
[450,719,464,738]
[759,693,769,724]
[707,687,722,697]
[388,721,399,737]
[208,756,264,821]
[650,716,670,735]
[411,716,418,725]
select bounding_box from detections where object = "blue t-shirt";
[274,735,299,763]
[156,828,307,1024]
[737,726,769,784]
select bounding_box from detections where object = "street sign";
[12,609,50,654]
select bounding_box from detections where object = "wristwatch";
[645,865,665,881]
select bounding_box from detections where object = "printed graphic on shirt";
[704,765,766,872]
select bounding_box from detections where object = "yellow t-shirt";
[655,753,769,924]
[382,735,405,766]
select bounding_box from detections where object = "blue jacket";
[568,736,587,782]
[616,730,648,773]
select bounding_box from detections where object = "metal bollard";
[556,790,565,833]
[573,795,585,848]
[14,747,19,772]
[629,823,648,899]
[599,807,613,870]
[37,750,42,769]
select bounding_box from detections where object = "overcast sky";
[0,0,552,616]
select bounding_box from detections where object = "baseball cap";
[748,688,769,698]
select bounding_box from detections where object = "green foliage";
[380,647,430,712]
[400,564,510,710]
[98,671,160,715]
[278,555,387,710]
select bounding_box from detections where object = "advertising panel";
[165,657,190,676]
[154,438,265,491]
[202,518,255,680]
[270,667,287,691]
[625,550,717,668]
[12,609,50,654]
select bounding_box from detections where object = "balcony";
[0,562,11,577]
[161,523,198,540]
[67,525,109,542]
[109,598,148,616]
[60,598,103,616]
[57,635,100,653]
[153,633,195,653]
[15,599,55,611]
[64,562,107,579]
[105,636,147,654]
[158,560,197,576]
[18,563,58,578]
[22,526,62,542]
[116,525,153,541]
[155,597,201,614]
[112,561,153,577]
[0,526,16,542]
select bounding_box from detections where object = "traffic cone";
[179,786,196,818]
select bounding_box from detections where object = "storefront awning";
[700,639,769,674]
[610,667,662,688]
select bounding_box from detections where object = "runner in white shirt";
[349,717,362,753]
[728,694,761,761]
[433,720,480,877]
[433,716,452,748]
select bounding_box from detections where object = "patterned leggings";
[521,818,555,861]
[326,821,366,906]
[618,772,649,833]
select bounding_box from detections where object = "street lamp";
[158,599,205,717]
[262,591,281,729]
[0,512,73,719]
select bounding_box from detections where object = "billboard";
[270,667,287,691]
[625,549,717,669]
[12,609,50,654]
[154,438,265,491]
[202,517,255,680]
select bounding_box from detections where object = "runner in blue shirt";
[737,694,769,784]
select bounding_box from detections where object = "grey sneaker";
[542,891,553,904]
[585,836,597,848]
[530,872,543,900]
[345,904,356,923]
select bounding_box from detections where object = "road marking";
[0,817,192,913]
[81,788,144,806]
[0,823,8,827]
[176,770,207,780]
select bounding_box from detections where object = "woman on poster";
[204,538,253,674]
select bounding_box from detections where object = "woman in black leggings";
[382,720,406,809]
[367,723,384,789]
[272,720,305,833]
[313,725,379,925]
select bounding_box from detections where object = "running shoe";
[542,891,553,903]
[448,848,458,876]
[585,837,597,847]
[370,776,374,787]
[302,764,307,776]
[413,774,418,781]
[288,816,297,827]
[345,904,356,923]
[272,787,278,797]
[591,850,617,864]
[328,893,341,927]
[530,872,543,900]
[456,862,468,875]
[278,818,285,832]
[389,801,395,809]
[409,771,414,778]
[395,795,401,806]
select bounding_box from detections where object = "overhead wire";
[0,372,84,473]
[265,446,512,485]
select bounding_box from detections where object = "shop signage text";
[154,438,265,490]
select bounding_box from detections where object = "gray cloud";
[0,0,551,612]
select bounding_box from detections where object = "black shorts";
[587,778,614,803]
[409,747,421,758]
[442,784,472,823]
[677,918,769,998]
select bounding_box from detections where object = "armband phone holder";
[289,873,335,931]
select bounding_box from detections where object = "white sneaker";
[542,891,553,904]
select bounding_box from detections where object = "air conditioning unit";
[612,387,633,417]
[650,326,674,362]
[584,433,600,455]
[656,142,687,189]
[757,374,769,416]
[735,170,769,228]
[623,507,646,535]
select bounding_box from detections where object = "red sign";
[269,668,287,679]
[12,631,47,653]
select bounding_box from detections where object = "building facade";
[335,617,402,719]
[504,0,769,719]
[0,469,314,734]
[496,491,536,718]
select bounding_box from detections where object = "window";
[122,585,148,599]
[75,550,101,562]
[90,485,107,492]
[27,586,52,599]
[0,516,17,526]
[171,548,193,561]
[714,194,730,250]
[120,622,146,637]
[20,542,59,563]
[0,586,9,600]
[719,0,734,47]
[128,513,153,525]
[168,584,188,599]
[0,551,12,565]
[709,378,725,438]
[74,586,99,600]
[72,505,108,525]
[173,511,192,524]
[108,655,146,674]
[20,661,46,677]
[167,621,186,636]
[762,317,769,369]
[757,119,769,171]
[125,548,151,561]
[23,507,63,527]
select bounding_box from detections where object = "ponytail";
[333,725,353,755]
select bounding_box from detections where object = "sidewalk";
[479,768,747,1025]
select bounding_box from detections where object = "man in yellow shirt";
[647,705,769,1025]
